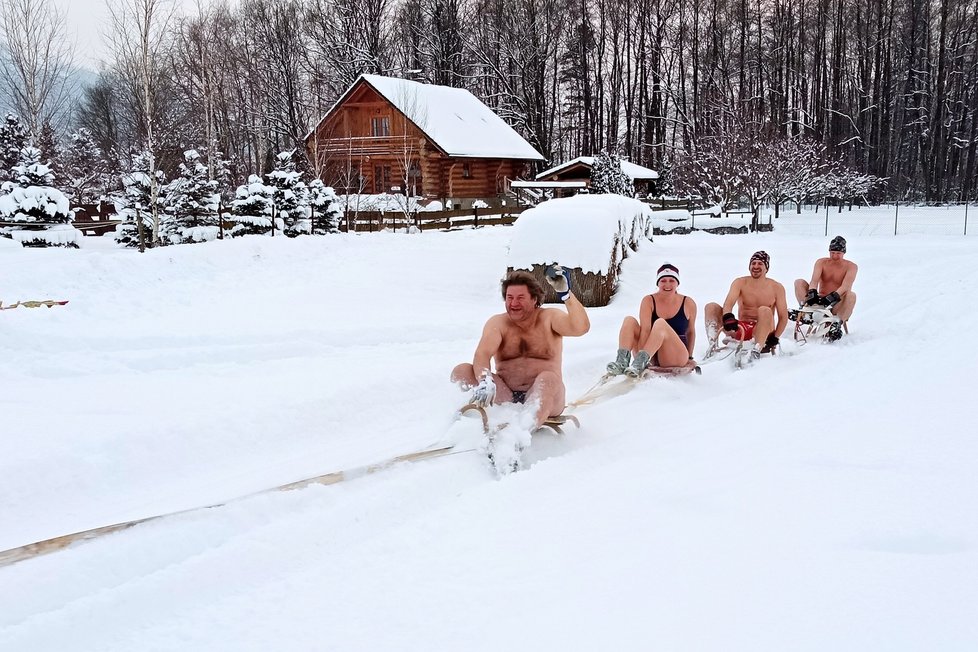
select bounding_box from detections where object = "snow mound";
[507,195,653,274]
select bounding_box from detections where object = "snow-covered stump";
[507,195,653,307]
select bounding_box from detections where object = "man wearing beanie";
[606,262,698,376]
[703,251,788,359]
[794,236,858,340]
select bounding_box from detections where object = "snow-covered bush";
[265,151,310,237]
[228,175,273,237]
[161,150,220,244]
[507,195,654,306]
[0,147,77,248]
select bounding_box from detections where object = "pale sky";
[62,0,226,70]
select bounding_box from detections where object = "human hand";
[820,291,841,307]
[764,333,779,350]
[470,372,496,407]
[804,289,819,306]
[545,264,572,301]
[722,312,739,333]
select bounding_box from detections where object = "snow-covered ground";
[1,204,976,650]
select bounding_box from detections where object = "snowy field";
[1,204,976,650]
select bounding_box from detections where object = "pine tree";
[0,146,71,223]
[58,128,109,204]
[114,150,165,248]
[228,174,273,237]
[0,146,76,247]
[307,179,342,234]
[0,114,28,182]
[161,149,220,244]
[590,150,632,196]
[265,150,310,237]
[37,120,58,164]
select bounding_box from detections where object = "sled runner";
[0,299,69,310]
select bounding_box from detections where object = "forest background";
[1,0,976,205]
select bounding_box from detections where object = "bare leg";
[794,279,809,305]
[525,370,566,428]
[618,316,641,351]
[704,302,723,342]
[753,306,774,345]
[637,319,689,367]
[833,291,857,322]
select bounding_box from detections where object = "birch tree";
[0,0,76,136]
[106,0,177,247]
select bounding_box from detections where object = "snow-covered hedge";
[507,195,653,306]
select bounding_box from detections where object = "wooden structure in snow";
[304,75,545,207]
[535,156,660,196]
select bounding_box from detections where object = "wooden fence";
[338,206,527,232]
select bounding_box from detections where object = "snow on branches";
[590,150,633,196]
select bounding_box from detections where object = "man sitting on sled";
[793,235,858,341]
[450,267,590,429]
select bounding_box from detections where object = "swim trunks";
[510,390,527,404]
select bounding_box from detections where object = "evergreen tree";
[307,179,342,234]
[37,120,58,164]
[161,149,220,244]
[228,174,273,237]
[0,146,71,223]
[58,128,110,204]
[0,146,76,247]
[265,150,310,237]
[0,114,28,182]
[113,150,165,248]
[590,150,632,196]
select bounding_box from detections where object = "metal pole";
[894,200,899,236]
[965,202,969,236]
[824,198,829,237]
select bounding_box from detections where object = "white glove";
[470,372,496,407]
[545,264,572,301]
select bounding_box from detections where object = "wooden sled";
[0,299,69,310]
[459,402,580,435]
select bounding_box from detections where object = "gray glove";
[470,372,496,407]
[545,264,572,301]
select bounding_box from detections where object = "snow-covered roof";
[309,74,545,161]
[536,156,660,180]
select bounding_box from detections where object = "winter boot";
[606,348,631,375]
[625,350,652,377]
[826,321,844,342]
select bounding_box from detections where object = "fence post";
[894,200,899,235]
[823,199,829,237]
[965,202,969,236]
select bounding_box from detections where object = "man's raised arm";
[544,265,590,336]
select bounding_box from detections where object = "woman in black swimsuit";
[606,263,698,376]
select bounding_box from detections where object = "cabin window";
[371,116,390,137]
[374,165,392,193]
[462,162,472,178]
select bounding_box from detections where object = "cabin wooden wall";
[306,81,534,201]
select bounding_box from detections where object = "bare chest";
[497,322,556,361]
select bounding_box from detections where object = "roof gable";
[536,156,659,180]
[308,75,545,161]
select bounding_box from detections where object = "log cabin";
[304,74,545,207]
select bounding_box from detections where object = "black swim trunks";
[511,390,527,404]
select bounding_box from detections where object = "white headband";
[657,265,680,285]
